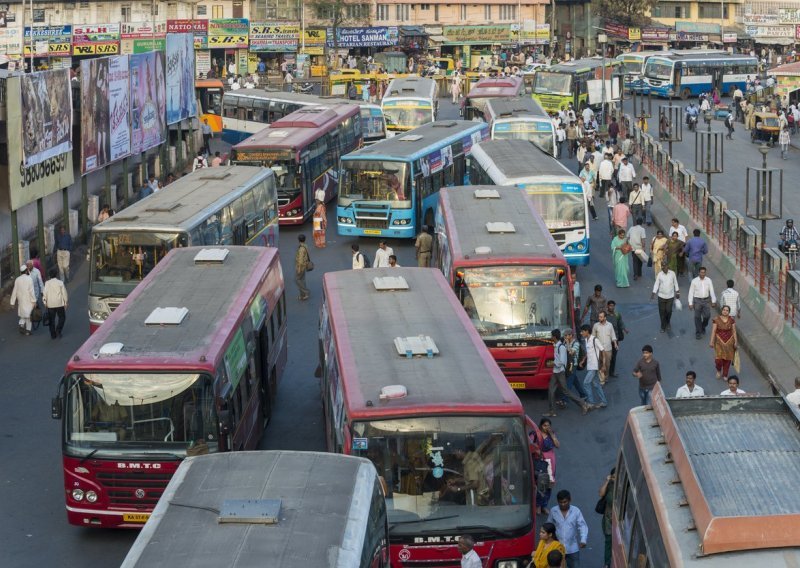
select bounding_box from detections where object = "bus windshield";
[361,108,387,140]
[525,189,586,229]
[493,122,555,155]
[645,60,673,80]
[339,160,411,207]
[90,231,187,297]
[267,161,301,201]
[618,58,643,74]
[459,266,570,341]
[65,373,218,456]
[383,104,433,129]
[533,72,572,95]
[351,415,531,536]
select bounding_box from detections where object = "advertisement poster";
[80,56,130,174]
[72,23,120,55]
[250,22,299,52]
[129,51,166,154]
[20,69,72,167]
[23,25,71,56]
[327,26,398,48]
[208,18,249,48]
[166,33,196,124]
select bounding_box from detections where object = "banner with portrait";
[20,69,72,167]
[166,33,196,124]
[129,51,166,154]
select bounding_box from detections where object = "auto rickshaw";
[751,111,781,146]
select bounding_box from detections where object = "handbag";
[733,348,741,373]
[306,260,314,272]
[620,242,633,255]
[595,495,607,515]
[31,306,42,323]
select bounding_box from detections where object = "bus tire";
[680,88,691,100]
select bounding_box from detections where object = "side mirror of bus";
[51,396,62,420]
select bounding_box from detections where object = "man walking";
[201,119,212,153]
[53,226,72,283]
[415,226,433,267]
[616,156,636,199]
[720,279,741,318]
[611,196,631,234]
[43,267,68,338]
[592,311,617,384]
[546,490,588,568]
[628,183,646,223]
[351,244,367,269]
[457,536,481,568]
[606,301,628,378]
[547,329,591,416]
[294,234,311,301]
[373,241,394,267]
[651,261,679,333]
[632,345,662,405]
[640,176,653,225]
[598,153,614,198]
[684,229,708,278]
[26,259,44,305]
[10,265,36,335]
[580,284,607,326]
[688,266,716,339]
[628,218,647,280]
[580,324,608,409]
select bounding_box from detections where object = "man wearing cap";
[616,156,636,200]
[10,264,36,335]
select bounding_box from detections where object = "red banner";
[166,19,208,34]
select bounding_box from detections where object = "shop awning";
[755,37,794,46]
[428,35,449,44]
[400,26,427,38]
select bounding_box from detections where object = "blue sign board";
[327,26,398,47]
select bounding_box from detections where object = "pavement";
[0,96,780,567]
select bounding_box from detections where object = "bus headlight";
[497,561,519,568]
[72,488,84,501]
[392,219,409,225]
[85,491,98,503]
[576,243,585,250]
[89,310,109,321]
[338,217,354,224]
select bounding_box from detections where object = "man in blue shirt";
[547,490,588,568]
[53,226,73,283]
[683,229,708,278]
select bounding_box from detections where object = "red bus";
[435,186,573,390]
[51,246,288,528]
[462,76,524,121]
[320,267,534,567]
[231,103,363,225]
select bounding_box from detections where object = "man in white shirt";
[670,218,688,242]
[556,125,567,159]
[616,156,636,199]
[582,106,594,125]
[720,279,741,319]
[651,262,679,333]
[592,311,617,384]
[785,377,800,408]
[720,375,746,396]
[25,259,44,303]
[640,176,653,225]
[598,154,614,197]
[580,324,608,407]
[675,371,705,398]
[628,217,647,280]
[351,244,366,269]
[457,536,482,568]
[688,267,716,339]
[373,241,394,267]
[43,267,68,339]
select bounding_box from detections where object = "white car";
[521,63,548,77]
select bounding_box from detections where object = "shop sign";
[676,22,720,35]
[208,18,248,48]
[669,32,709,42]
[167,19,209,34]
[519,22,549,44]
[301,28,326,55]
[723,32,738,43]
[780,8,800,24]
[746,25,795,38]
[641,27,670,41]
[23,25,71,56]
[604,22,629,39]
[250,22,298,52]
[744,14,780,25]
[327,26,398,48]
[0,27,22,54]
[131,38,166,53]
[628,28,641,41]
[73,42,118,55]
[442,25,513,43]
[72,23,120,43]
[120,22,166,39]
[196,50,211,76]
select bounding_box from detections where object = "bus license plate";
[509,382,526,389]
[363,229,381,235]
[123,513,150,523]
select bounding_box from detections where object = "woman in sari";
[532,522,566,568]
[709,305,737,380]
[611,229,631,288]
[666,231,684,274]
[312,198,327,248]
[535,418,560,515]
[650,230,668,280]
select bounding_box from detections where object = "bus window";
[223,100,237,118]
[219,206,234,244]
[252,181,268,225]
[628,516,649,568]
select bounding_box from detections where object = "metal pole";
[105,166,112,210]
[37,197,46,276]
[28,0,33,72]
[62,186,70,235]
[81,176,88,242]
[706,116,712,194]
[11,209,20,275]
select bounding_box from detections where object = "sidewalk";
[634,155,800,395]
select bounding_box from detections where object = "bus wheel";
[680,88,691,100]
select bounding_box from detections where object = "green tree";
[598,0,657,26]
[307,0,371,67]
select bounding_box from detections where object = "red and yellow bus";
[320,267,534,568]
[462,76,524,121]
[232,103,362,225]
[195,78,224,133]
[51,246,288,528]
[435,186,573,390]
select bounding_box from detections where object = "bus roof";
[631,384,800,561]
[471,139,577,182]
[67,246,282,374]
[121,451,378,568]
[322,268,522,420]
[233,104,359,151]
[649,51,756,61]
[342,120,487,162]
[485,96,549,121]
[92,166,271,234]
[467,76,523,99]
[383,76,437,99]
[547,57,618,73]
[223,88,379,111]
[439,185,565,262]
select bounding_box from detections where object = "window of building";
[485,5,491,19]
[232,0,243,18]
[460,4,467,19]
[652,2,686,18]
[32,8,45,22]
[197,4,207,15]
[376,4,390,20]
[346,3,368,19]
[120,4,131,21]
[698,4,727,19]
[79,1,89,8]
[396,4,409,20]
[434,4,439,20]
[421,3,430,9]
[212,4,224,18]
[499,4,516,20]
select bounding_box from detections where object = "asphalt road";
[0,96,769,567]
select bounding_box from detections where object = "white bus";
[615,50,671,92]
[642,51,759,99]
[484,96,556,157]
[381,75,438,132]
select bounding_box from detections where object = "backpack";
[576,339,587,370]
[358,252,370,267]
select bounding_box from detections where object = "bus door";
[674,62,683,94]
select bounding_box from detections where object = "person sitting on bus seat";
[387,173,403,200]
[90,396,129,440]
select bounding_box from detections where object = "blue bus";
[337,120,489,238]
[468,139,590,266]
[642,51,759,99]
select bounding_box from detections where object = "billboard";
[5,75,74,211]
[166,33,196,124]
[129,51,166,154]
[250,23,299,52]
[327,26,398,48]
[72,23,120,55]
[23,25,71,57]
[20,69,72,167]
[80,56,131,174]
[208,18,248,48]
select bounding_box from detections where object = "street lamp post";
[694,109,724,195]
[598,33,607,126]
[746,144,783,293]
